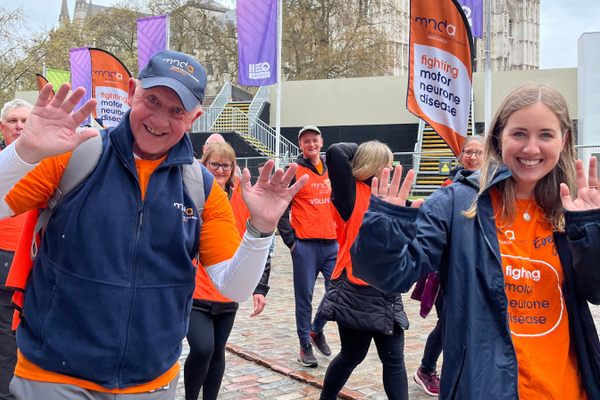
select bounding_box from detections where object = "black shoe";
[310,330,332,356]
[298,343,318,367]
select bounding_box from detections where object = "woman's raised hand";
[561,157,600,211]
[371,165,424,208]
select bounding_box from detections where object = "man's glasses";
[463,150,484,157]
[206,162,234,171]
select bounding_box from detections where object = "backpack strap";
[31,132,103,259]
[181,161,214,261]
[181,161,209,224]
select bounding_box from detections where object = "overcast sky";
[3,0,600,70]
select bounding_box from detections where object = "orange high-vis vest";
[5,210,39,330]
[290,165,336,240]
[330,181,371,285]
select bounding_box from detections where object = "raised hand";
[241,160,308,232]
[561,157,600,211]
[371,165,424,208]
[14,83,98,164]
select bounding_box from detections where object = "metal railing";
[191,83,299,163]
[210,107,300,161]
[237,156,271,184]
[248,86,269,119]
[576,144,600,166]
[191,82,233,132]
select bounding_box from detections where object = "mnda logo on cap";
[162,58,200,83]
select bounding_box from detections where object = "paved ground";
[174,238,600,399]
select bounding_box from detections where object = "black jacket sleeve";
[276,170,297,248]
[565,208,600,304]
[253,254,271,297]
[326,143,358,222]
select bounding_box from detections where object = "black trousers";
[0,249,16,400]
[320,323,408,400]
[183,308,236,400]
[420,294,445,374]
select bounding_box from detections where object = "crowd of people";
[0,49,599,400]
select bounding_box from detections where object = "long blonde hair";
[201,142,237,189]
[465,83,576,232]
[352,141,393,181]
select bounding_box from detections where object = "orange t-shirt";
[5,152,240,393]
[490,189,587,400]
[314,159,323,175]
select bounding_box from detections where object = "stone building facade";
[374,0,540,74]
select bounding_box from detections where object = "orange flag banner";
[36,74,55,102]
[406,0,474,156]
[89,48,131,127]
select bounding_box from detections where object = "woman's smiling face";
[461,141,484,171]
[499,102,566,198]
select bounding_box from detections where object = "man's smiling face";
[127,80,201,160]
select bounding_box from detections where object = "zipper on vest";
[116,200,145,386]
[37,284,57,352]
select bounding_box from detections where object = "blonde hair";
[352,141,393,181]
[464,83,576,232]
[201,142,237,189]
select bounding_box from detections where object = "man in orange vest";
[0,99,32,400]
[277,125,338,367]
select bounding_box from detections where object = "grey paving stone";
[173,238,600,400]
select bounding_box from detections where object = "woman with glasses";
[412,134,485,397]
[184,142,271,400]
[318,141,409,400]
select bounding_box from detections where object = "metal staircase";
[192,83,300,164]
[412,108,475,195]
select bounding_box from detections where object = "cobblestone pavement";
[175,238,600,399]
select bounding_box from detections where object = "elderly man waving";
[0,50,306,400]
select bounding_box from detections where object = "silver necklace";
[518,200,534,221]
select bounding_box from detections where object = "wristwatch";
[246,219,274,238]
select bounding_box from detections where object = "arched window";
[509,18,513,38]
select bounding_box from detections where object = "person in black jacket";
[351,84,600,399]
[319,141,409,400]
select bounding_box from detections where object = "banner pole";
[166,14,171,51]
[484,0,491,136]
[43,62,46,78]
[275,0,282,170]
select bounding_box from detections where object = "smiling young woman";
[351,83,600,400]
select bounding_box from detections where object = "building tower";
[473,0,540,71]
[59,0,70,28]
[73,0,89,27]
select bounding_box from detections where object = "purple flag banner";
[137,15,167,73]
[237,0,277,86]
[457,0,483,38]
[69,47,92,125]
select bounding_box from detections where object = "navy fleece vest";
[17,113,212,389]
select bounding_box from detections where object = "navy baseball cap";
[138,50,207,111]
